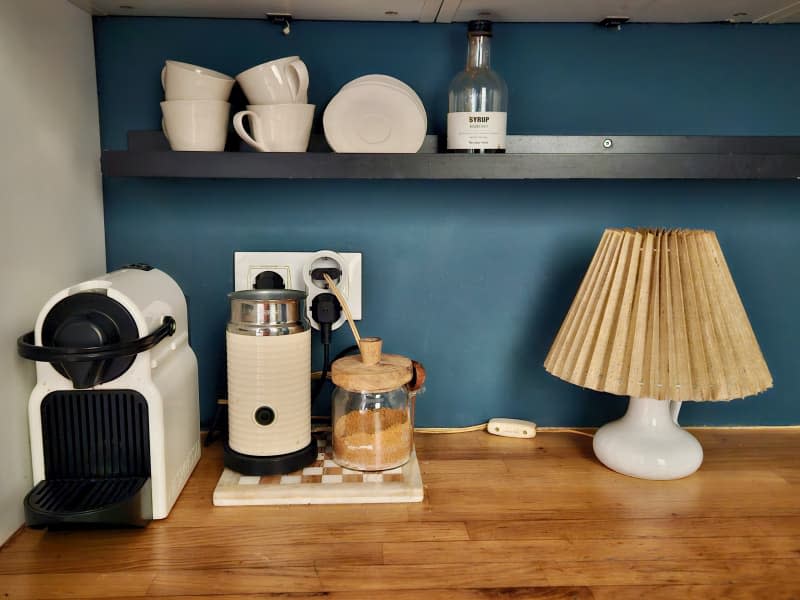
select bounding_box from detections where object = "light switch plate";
[234,251,362,330]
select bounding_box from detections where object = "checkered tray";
[213,432,424,505]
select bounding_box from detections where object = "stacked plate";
[323,75,427,153]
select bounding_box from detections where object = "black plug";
[311,293,341,344]
[253,270,285,290]
[310,293,341,404]
[310,267,342,288]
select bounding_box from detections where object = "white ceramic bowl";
[161,60,234,101]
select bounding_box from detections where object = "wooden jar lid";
[331,337,413,393]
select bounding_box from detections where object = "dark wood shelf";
[101,132,800,180]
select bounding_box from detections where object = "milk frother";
[224,289,317,475]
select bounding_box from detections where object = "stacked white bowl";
[160,60,234,151]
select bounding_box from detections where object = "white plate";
[342,74,425,115]
[343,79,426,122]
[324,82,427,153]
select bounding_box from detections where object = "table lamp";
[544,228,772,480]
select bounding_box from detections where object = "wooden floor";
[1,429,799,599]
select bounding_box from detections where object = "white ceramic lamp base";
[593,396,703,480]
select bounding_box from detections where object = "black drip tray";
[24,477,152,528]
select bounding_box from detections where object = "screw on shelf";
[603,138,613,149]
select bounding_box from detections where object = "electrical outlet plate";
[234,251,362,330]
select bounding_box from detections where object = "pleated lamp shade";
[544,228,772,402]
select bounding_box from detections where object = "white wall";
[0,0,105,544]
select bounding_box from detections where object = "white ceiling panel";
[69,0,443,22]
[754,0,800,21]
[437,0,800,23]
[69,0,800,22]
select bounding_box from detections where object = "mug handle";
[287,59,309,102]
[161,66,166,92]
[233,110,269,152]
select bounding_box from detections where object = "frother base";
[223,440,317,476]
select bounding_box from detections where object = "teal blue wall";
[95,18,800,426]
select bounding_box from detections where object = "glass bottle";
[447,20,508,153]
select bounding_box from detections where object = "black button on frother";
[254,406,276,426]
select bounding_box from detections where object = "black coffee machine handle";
[18,317,176,363]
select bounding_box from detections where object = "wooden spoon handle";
[322,273,361,349]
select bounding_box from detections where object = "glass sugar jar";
[331,338,425,471]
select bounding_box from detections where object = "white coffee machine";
[17,265,200,527]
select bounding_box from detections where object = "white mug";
[161,60,234,101]
[233,104,314,152]
[161,100,230,151]
[236,57,309,105]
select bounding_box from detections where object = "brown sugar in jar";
[332,406,412,471]
[330,337,425,472]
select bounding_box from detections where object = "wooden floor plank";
[382,536,800,564]
[0,542,383,574]
[315,563,550,591]
[409,490,799,522]
[776,467,800,485]
[70,591,594,600]
[0,572,154,599]
[3,522,467,554]
[465,516,800,540]
[541,559,800,586]
[419,458,510,475]
[1,429,798,598]
[687,428,800,446]
[320,589,594,600]
[149,502,412,527]
[315,559,800,590]
[591,584,800,600]
[426,466,787,487]
[146,568,323,596]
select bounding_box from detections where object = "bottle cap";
[468,20,492,35]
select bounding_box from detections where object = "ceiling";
[69,0,800,22]
[438,0,800,23]
[69,0,442,21]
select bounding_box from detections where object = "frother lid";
[228,288,308,334]
[229,289,306,302]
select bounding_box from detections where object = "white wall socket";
[234,250,362,331]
